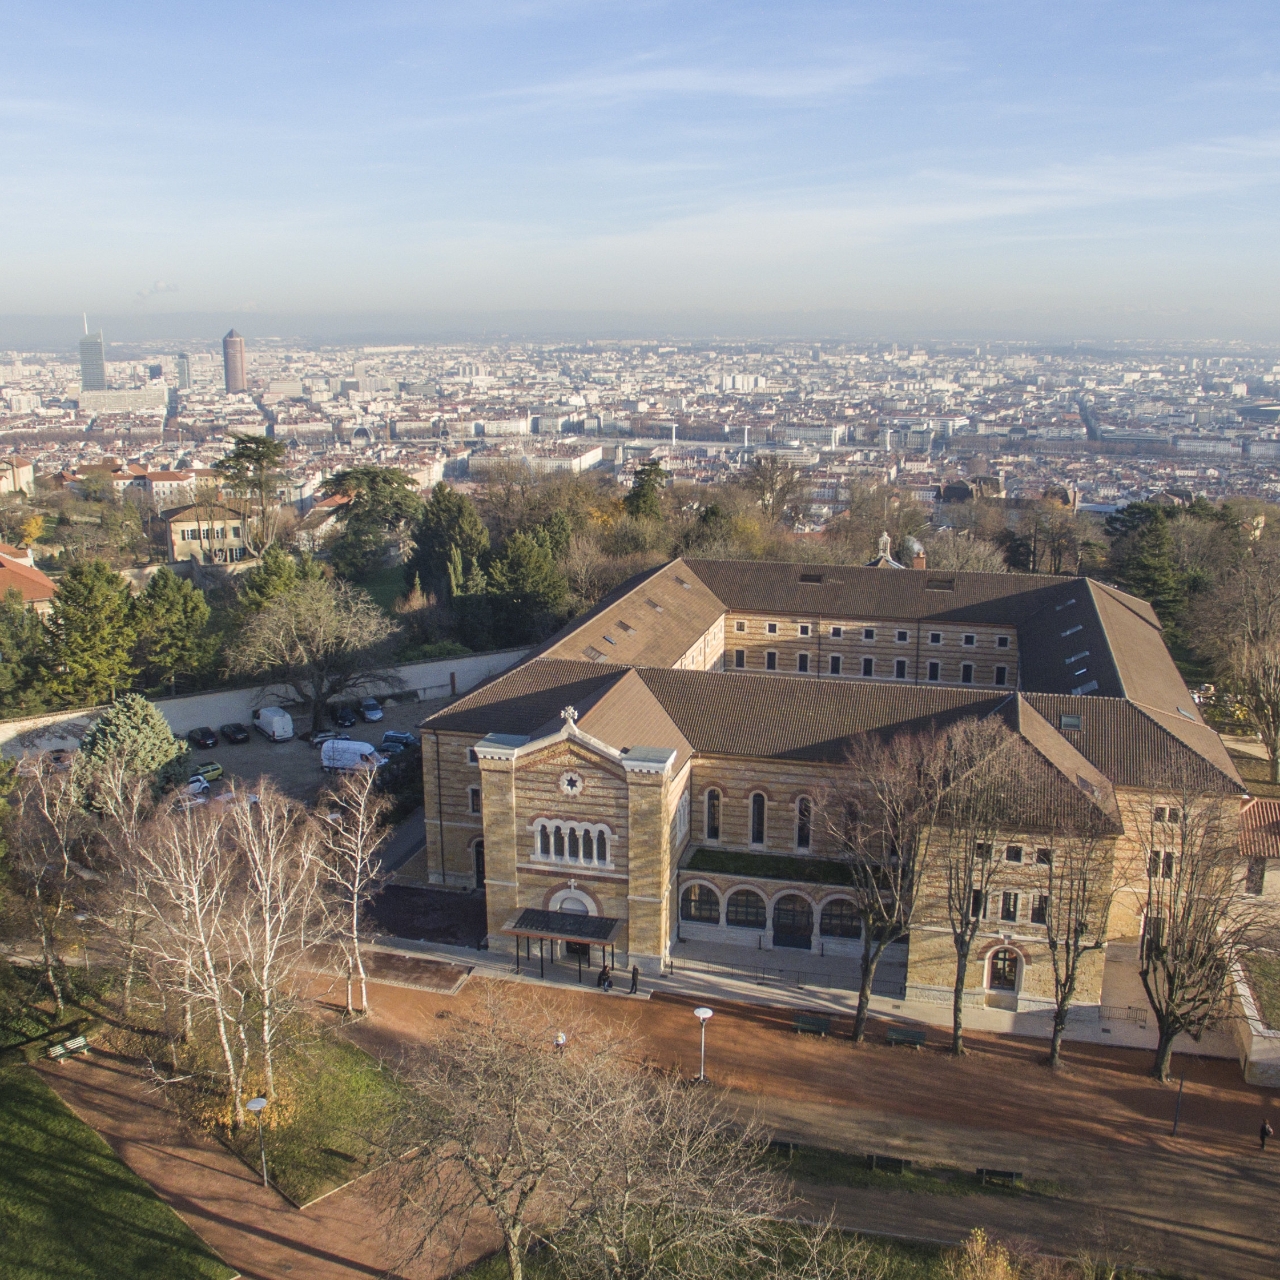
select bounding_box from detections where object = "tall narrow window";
[927,660,940,682]
[1031,894,1048,924]
[734,649,745,669]
[553,826,565,858]
[796,797,812,849]
[830,654,842,675]
[582,830,594,861]
[797,652,809,673]
[568,829,580,861]
[469,787,481,814]
[705,789,721,841]
[894,658,907,680]
[994,665,1008,687]
[540,825,550,857]
[765,650,777,671]
[961,663,974,684]
[862,656,874,677]
[1001,891,1019,922]
[971,889,986,919]
[750,793,766,846]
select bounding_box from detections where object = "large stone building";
[417,555,1254,1014]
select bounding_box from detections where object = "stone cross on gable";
[568,878,577,892]
[561,706,579,726]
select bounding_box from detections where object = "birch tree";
[317,770,390,1016]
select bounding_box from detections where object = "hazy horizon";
[6,2,1280,341]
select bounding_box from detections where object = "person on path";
[597,964,611,991]
[629,965,639,994]
[1261,1120,1273,1151]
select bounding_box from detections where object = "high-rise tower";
[177,352,192,390]
[79,328,106,391]
[223,329,246,393]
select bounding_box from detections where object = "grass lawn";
[1225,747,1280,799]
[0,1066,233,1280]
[360,564,409,614]
[768,1142,1061,1199]
[0,963,105,1066]
[1243,953,1280,1030]
[219,1030,411,1206]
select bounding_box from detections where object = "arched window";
[596,831,608,861]
[559,895,590,915]
[553,826,565,859]
[539,826,550,857]
[819,898,860,938]
[773,894,814,949]
[568,828,580,861]
[796,797,812,850]
[705,789,721,841]
[989,948,1019,991]
[582,830,594,861]
[726,889,766,929]
[681,884,721,924]
[534,820,612,867]
[750,793,766,846]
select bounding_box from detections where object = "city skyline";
[4,3,1280,338]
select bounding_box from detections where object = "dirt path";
[37,1049,486,1280]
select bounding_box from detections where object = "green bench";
[866,1153,911,1174]
[977,1168,1022,1187]
[793,1012,831,1038]
[47,1035,89,1063]
[883,1026,927,1049]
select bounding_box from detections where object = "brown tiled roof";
[1023,693,1242,793]
[574,669,693,770]
[0,555,55,604]
[1240,798,1280,859]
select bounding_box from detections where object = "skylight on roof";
[645,598,663,613]
[603,635,616,645]
[1060,714,1082,731]
[925,577,955,591]
[1177,706,1197,721]
[1055,598,1077,611]
[618,620,635,633]
[1061,624,1083,637]
[1071,679,1099,695]
[1065,650,1090,664]
[674,576,691,589]
[799,573,824,583]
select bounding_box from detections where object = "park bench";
[46,1035,89,1063]
[976,1168,1022,1187]
[793,1012,830,1038]
[883,1026,927,1049]
[866,1154,911,1174]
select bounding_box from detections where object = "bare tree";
[134,803,247,1123]
[1133,776,1261,1081]
[822,729,948,1041]
[227,576,401,734]
[740,454,804,525]
[316,770,390,1015]
[922,528,1007,574]
[933,719,1023,1056]
[1043,814,1119,1069]
[224,786,321,1101]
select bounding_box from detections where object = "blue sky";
[5,1,1280,336]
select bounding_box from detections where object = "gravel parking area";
[196,695,448,803]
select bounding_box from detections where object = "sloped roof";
[0,554,55,603]
[1240,798,1280,859]
[572,669,693,771]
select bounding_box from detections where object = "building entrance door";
[772,894,813,950]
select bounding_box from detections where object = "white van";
[253,707,294,742]
[321,739,386,773]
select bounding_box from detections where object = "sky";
[4,1,1280,341]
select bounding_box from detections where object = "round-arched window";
[559,895,590,915]
[681,884,721,924]
[773,894,813,935]
[819,898,860,938]
[725,889,766,929]
[989,948,1019,990]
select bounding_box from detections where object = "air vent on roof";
[1060,714,1082,731]
[674,576,692,589]
[799,573,824,584]
[925,577,955,591]
[1065,650,1090,664]
[1177,706,1197,721]
[1071,679,1099,695]
[1055,598,1077,611]
[618,620,635,633]
[1061,624,1083,637]
[582,645,607,662]
[645,598,663,613]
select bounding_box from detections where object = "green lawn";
[1225,748,1280,800]
[0,1066,233,1280]
[686,847,854,885]
[359,564,409,614]
[218,1031,411,1206]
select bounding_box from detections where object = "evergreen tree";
[74,692,189,792]
[0,587,46,715]
[405,482,490,595]
[321,466,425,580]
[133,566,213,693]
[1117,509,1187,626]
[41,559,137,707]
[488,531,569,643]
[624,458,666,521]
[236,543,323,614]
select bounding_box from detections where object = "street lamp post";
[693,1007,713,1082]
[247,1096,268,1187]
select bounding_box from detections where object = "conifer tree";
[405,482,490,595]
[624,458,666,521]
[41,559,137,707]
[133,567,213,693]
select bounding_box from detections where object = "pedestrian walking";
[597,964,612,991]
[1261,1120,1273,1151]
[629,965,639,994]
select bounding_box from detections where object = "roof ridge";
[1126,700,1244,793]
[1086,576,1164,633]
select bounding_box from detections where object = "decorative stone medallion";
[559,770,584,796]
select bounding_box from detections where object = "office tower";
[223,329,246,393]
[177,352,191,390]
[79,330,107,391]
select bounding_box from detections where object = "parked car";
[320,739,387,773]
[185,776,211,800]
[379,741,406,756]
[187,726,218,750]
[333,705,357,728]
[358,697,383,723]
[220,722,250,744]
[190,761,224,783]
[380,731,417,747]
[310,731,350,750]
[252,707,294,741]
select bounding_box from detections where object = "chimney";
[913,549,927,570]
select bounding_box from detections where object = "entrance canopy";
[503,908,624,946]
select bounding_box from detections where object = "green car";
[190,761,224,784]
